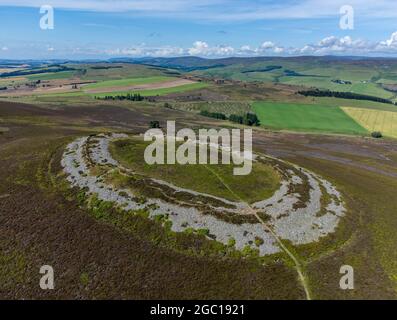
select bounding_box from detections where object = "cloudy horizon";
[1,0,397,59]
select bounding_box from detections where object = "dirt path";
[203,164,312,300]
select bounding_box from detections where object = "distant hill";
[107,56,397,72]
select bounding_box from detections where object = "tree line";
[298,88,394,105]
[0,65,75,78]
[199,110,260,126]
[95,93,145,101]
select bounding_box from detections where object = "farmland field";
[82,76,173,90]
[350,82,394,99]
[90,81,209,97]
[342,107,397,138]
[194,58,396,100]
[252,101,368,135]
[26,71,76,81]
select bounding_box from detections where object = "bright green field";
[91,82,209,97]
[253,101,368,135]
[350,82,394,99]
[110,137,280,204]
[83,76,174,90]
[28,82,209,99]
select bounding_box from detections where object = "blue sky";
[1,0,397,59]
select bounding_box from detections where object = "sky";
[1,0,397,59]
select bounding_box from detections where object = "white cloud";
[105,45,185,57]
[201,32,397,56]
[105,41,237,58]
[297,35,374,55]
[188,41,209,55]
[104,36,367,58]
[214,45,235,56]
[236,45,258,56]
[377,31,397,50]
[8,32,397,59]
[154,47,185,57]
[260,41,275,50]
[257,42,287,54]
[318,36,339,47]
[188,41,234,56]
[274,47,284,54]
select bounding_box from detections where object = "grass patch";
[109,137,280,204]
[82,76,174,90]
[26,71,76,81]
[350,82,393,100]
[92,82,209,97]
[0,247,27,290]
[172,101,252,116]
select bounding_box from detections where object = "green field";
[26,71,76,81]
[350,82,394,99]
[253,101,368,135]
[77,63,173,81]
[311,96,397,111]
[196,58,396,100]
[110,137,280,204]
[83,76,173,90]
[25,81,209,100]
[92,82,209,97]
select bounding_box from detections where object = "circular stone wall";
[61,133,346,256]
